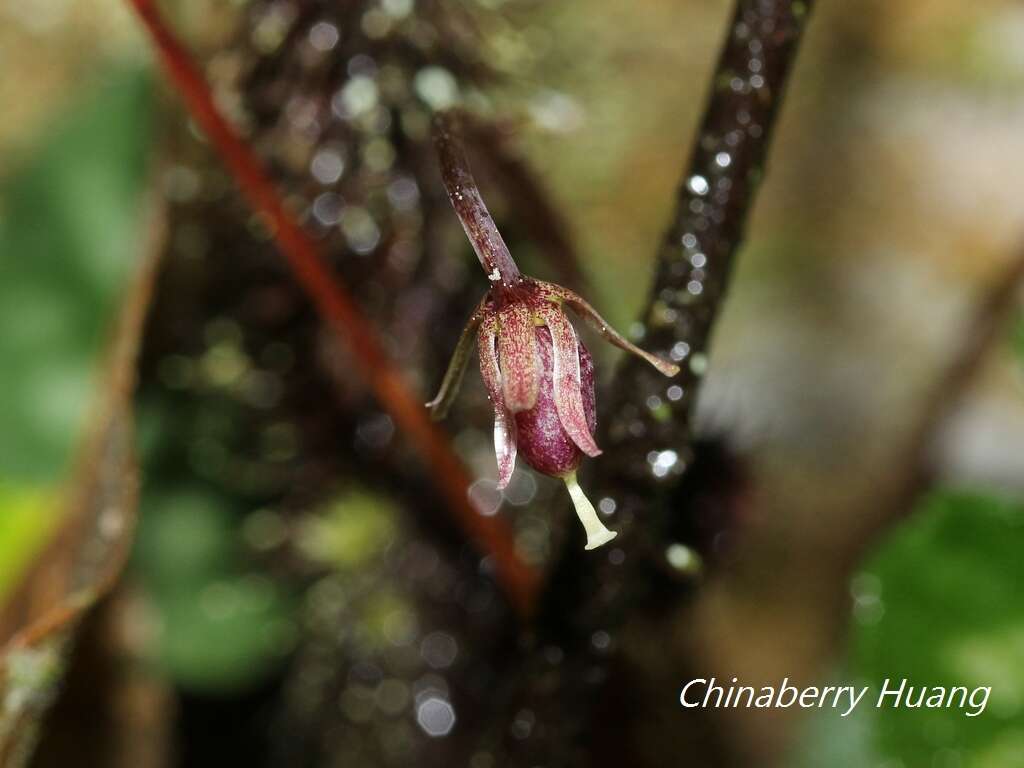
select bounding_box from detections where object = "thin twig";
[434,110,523,290]
[126,0,538,618]
[462,116,592,292]
[492,2,815,762]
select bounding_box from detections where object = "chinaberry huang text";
[679,678,990,718]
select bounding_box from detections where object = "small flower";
[428,279,677,549]
[429,111,679,549]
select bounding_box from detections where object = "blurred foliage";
[297,490,397,570]
[839,491,1024,767]
[132,485,296,693]
[0,0,143,155]
[1011,311,1024,365]
[791,699,878,768]
[792,491,1024,767]
[134,488,238,594]
[0,485,57,599]
[0,67,153,480]
[129,484,405,691]
[0,66,153,603]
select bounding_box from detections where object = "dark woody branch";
[610,0,813,472]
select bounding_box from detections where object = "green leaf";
[0,66,154,484]
[0,66,153,604]
[849,490,1024,766]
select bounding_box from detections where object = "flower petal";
[537,304,601,457]
[537,280,680,377]
[497,304,539,413]
[426,298,486,420]
[478,314,517,488]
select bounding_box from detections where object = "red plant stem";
[433,111,523,296]
[127,0,537,617]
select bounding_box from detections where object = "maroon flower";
[429,113,678,549]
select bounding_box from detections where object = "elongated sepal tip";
[564,472,618,551]
[536,280,681,379]
[654,359,681,377]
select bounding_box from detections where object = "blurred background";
[2,0,1024,766]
